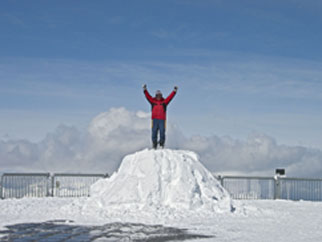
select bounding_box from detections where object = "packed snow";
[1,198,322,241]
[1,149,322,241]
[84,149,233,216]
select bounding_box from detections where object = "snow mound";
[88,149,233,214]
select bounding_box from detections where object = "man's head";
[155,90,163,100]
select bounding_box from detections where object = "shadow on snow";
[0,220,214,241]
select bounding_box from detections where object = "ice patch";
[84,149,233,216]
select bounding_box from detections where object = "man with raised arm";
[143,84,178,149]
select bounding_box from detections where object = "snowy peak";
[90,149,233,213]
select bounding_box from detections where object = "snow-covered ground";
[1,198,322,241]
[1,149,322,241]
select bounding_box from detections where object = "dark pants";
[152,119,166,145]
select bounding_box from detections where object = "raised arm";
[143,84,154,103]
[164,86,178,105]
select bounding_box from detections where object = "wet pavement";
[0,220,213,241]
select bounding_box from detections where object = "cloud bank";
[1,107,322,178]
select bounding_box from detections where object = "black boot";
[153,141,158,150]
[159,141,165,149]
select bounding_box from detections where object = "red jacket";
[144,90,176,120]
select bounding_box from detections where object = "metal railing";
[219,176,275,200]
[52,173,107,197]
[1,173,322,202]
[279,177,322,201]
[0,173,108,199]
[219,175,322,201]
[1,173,50,199]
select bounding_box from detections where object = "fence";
[0,173,108,199]
[53,173,107,197]
[1,173,51,199]
[1,173,322,202]
[219,176,275,200]
[279,177,322,201]
[219,176,322,201]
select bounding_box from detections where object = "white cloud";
[0,107,322,178]
[181,133,322,177]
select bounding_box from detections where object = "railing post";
[274,176,281,199]
[218,175,224,187]
[46,174,51,197]
[0,174,3,199]
[51,175,55,197]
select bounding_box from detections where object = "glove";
[143,84,147,90]
[174,86,178,92]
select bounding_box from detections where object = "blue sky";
[1,0,322,148]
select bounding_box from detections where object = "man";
[143,84,178,149]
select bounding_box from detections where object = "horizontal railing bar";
[53,173,108,177]
[220,175,322,182]
[279,177,322,182]
[2,173,50,177]
[2,173,109,177]
[221,176,275,180]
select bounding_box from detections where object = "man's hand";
[174,86,178,92]
[143,84,147,91]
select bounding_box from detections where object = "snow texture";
[3,149,322,241]
[85,149,233,215]
[2,198,322,242]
